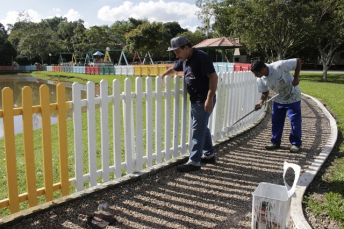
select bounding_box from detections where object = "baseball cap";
[167,36,189,51]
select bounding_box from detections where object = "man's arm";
[292,58,301,86]
[255,91,269,110]
[205,72,218,112]
[161,67,177,80]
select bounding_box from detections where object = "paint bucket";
[251,161,301,229]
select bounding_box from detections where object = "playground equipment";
[131,51,154,65]
[59,52,89,66]
[59,48,129,66]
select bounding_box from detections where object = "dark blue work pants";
[271,101,302,147]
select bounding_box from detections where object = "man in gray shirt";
[251,58,302,153]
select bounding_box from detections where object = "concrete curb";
[0,104,269,227]
[291,93,338,228]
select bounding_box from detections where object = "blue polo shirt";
[173,48,216,103]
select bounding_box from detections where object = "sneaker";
[290,145,301,153]
[176,163,201,173]
[265,143,280,150]
[201,155,216,164]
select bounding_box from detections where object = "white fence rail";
[67,71,261,191]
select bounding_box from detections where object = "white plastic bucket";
[251,161,301,229]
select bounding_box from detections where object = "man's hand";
[254,103,262,111]
[292,77,299,86]
[204,98,214,113]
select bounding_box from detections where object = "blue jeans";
[271,101,302,147]
[189,99,216,166]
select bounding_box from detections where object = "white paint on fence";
[72,82,84,191]
[155,76,163,163]
[135,77,144,170]
[112,80,122,179]
[68,71,262,190]
[87,81,97,187]
[100,80,110,182]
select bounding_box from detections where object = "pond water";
[0,75,88,138]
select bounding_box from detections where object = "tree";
[56,19,86,52]
[41,16,68,32]
[210,0,308,61]
[125,21,167,61]
[178,30,207,47]
[196,0,217,37]
[163,22,187,38]
[85,25,120,51]
[17,23,60,64]
[70,21,87,52]
[306,0,344,81]
[0,23,17,65]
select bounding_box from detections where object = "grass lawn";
[300,73,344,227]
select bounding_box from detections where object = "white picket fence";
[69,71,262,191]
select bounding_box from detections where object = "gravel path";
[2,95,331,229]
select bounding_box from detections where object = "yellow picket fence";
[0,84,71,214]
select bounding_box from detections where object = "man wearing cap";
[161,36,218,172]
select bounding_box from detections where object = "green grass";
[300,73,344,227]
[0,71,189,216]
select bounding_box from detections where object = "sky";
[0,0,203,32]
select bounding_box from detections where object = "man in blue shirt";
[161,36,218,172]
[251,59,302,153]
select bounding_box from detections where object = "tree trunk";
[322,64,328,82]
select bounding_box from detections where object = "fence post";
[40,85,54,200]
[56,84,69,196]
[72,82,84,192]
[172,76,180,158]
[100,80,110,182]
[164,76,171,161]
[135,77,144,170]
[2,88,20,213]
[180,76,188,155]
[145,77,153,167]
[22,86,38,207]
[123,78,133,174]
[155,76,163,163]
[86,81,97,187]
[112,80,122,178]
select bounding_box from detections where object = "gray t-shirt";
[257,59,301,104]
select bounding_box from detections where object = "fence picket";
[112,80,122,178]
[155,76,163,163]
[222,72,230,138]
[180,77,188,155]
[146,77,153,166]
[216,72,226,141]
[40,85,54,200]
[187,102,192,154]
[172,76,180,158]
[233,72,240,133]
[164,76,171,161]
[86,81,97,187]
[56,84,69,196]
[135,77,144,170]
[123,78,133,174]
[100,80,110,182]
[72,82,84,191]
[3,88,20,213]
[22,86,38,207]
